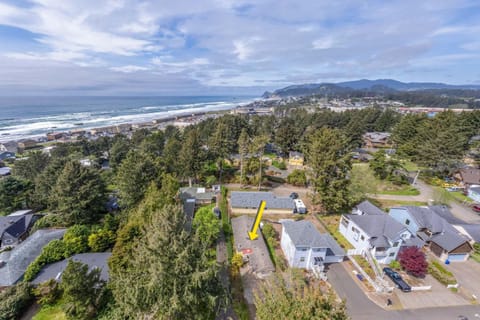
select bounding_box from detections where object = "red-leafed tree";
[397,247,428,278]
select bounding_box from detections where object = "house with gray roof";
[363,132,391,148]
[352,200,386,216]
[281,220,344,270]
[0,213,38,248]
[230,191,295,214]
[389,206,472,262]
[0,229,66,286]
[179,187,216,205]
[339,202,415,264]
[32,252,111,284]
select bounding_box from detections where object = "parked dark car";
[289,192,299,199]
[383,267,411,292]
[472,204,480,213]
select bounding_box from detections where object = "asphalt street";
[327,263,480,320]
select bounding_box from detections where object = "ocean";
[0,96,254,142]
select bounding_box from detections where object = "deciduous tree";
[398,247,428,278]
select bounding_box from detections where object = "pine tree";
[254,273,348,320]
[237,129,250,184]
[116,151,159,208]
[52,161,106,225]
[110,204,225,319]
[306,128,352,213]
[179,129,202,186]
[61,260,106,319]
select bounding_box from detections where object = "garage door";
[447,254,467,262]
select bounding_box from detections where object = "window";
[360,235,365,241]
[405,219,410,225]
[298,247,308,252]
[300,257,305,262]
[389,252,395,257]
[393,241,399,247]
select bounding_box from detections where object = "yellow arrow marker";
[248,200,266,240]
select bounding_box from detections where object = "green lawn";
[351,163,419,195]
[33,303,66,320]
[367,198,427,210]
[316,215,353,250]
[450,191,474,204]
[378,187,420,196]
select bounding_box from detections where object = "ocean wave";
[0,97,254,142]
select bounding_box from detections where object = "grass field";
[367,198,427,210]
[378,187,420,196]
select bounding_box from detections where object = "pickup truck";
[383,267,411,292]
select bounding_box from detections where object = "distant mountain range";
[262,79,480,98]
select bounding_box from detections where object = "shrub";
[428,261,456,285]
[389,260,401,270]
[63,225,90,255]
[33,279,62,306]
[0,282,34,320]
[398,247,428,278]
[287,169,307,186]
[231,253,244,275]
[88,229,116,252]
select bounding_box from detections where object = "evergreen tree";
[250,135,269,190]
[414,111,468,171]
[179,129,202,186]
[0,176,32,215]
[110,205,224,319]
[275,117,298,154]
[306,128,352,213]
[237,128,250,184]
[32,157,67,210]
[116,151,159,208]
[12,151,50,182]
[53,161,106,225]
[108,135,131,171]
[254,273,348,320]
[61,260,106,319]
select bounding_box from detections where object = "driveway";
[445,260,480,301]
[392,275,469,309]
[327,263,480,320]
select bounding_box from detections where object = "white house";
[281,220,344,270]
[467,186,480,203]
[339,201,415,264]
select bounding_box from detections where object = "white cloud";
[0,0,479,93]
[312,37,335,50]
[110,65,150,73]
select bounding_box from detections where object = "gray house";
[389,206,473,262]
[230,191,295,214]
[0,213,37,248]
[0,229,66,286]
[281,220,344,270]
[33,252,111,284]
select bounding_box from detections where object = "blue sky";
[0,0,480,95]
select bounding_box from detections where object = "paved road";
[327,263,480,320]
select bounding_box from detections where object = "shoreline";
[0,98,261,145]
[0,98,274,147]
